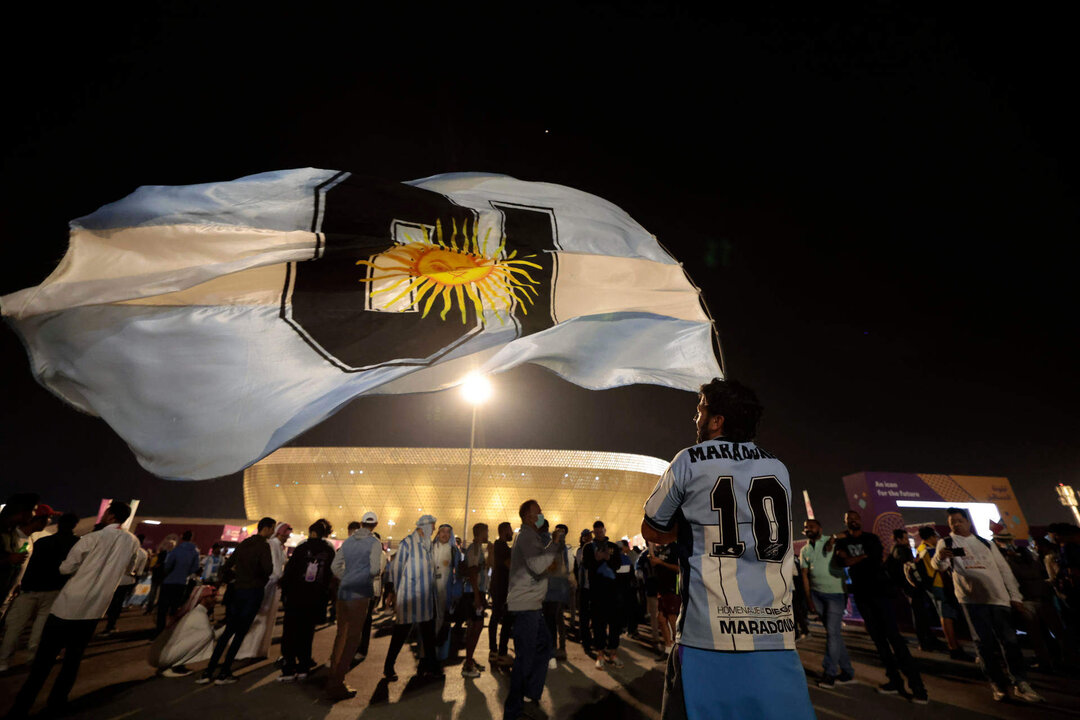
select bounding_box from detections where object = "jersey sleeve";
[643,452,689,532]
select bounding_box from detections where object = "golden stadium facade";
[244,447,668,544]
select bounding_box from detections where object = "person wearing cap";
[0,503,56,615]
[326,511,385,700]
[384,514,440,681]
[0,511,77,672]
[0,494,41,612]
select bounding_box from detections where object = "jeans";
[542,601,566,650]
[962,603,1027,689]
[853,593,924,691]
[812,590,854,678]
[9,615,97,717]
[503,610,552,720]
[206,586,263,676]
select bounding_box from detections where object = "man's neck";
[848,529,862,537]
[953,530,972,538]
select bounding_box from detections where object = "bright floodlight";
[460,373,493,405]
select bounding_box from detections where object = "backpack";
[905,557,933,590]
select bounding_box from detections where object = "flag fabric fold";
[2,170,723,479]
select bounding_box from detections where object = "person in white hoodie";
[932,507,1043,704]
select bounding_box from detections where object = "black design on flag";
[283,175,558,372]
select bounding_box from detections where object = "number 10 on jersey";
[710,475,790,563]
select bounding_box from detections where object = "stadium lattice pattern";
[244,447,668,545]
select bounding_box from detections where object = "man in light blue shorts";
[642,379,815,719]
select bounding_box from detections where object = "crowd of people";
[0,489,684,719]
[796,507,1079,705]
[1,379,1078,719]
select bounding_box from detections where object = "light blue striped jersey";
[644,439,796,652]
[392,529,435,624]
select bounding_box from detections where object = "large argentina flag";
[1,170,723,479]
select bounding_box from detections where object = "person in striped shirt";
[642,379,815,720]
[383,514,440,681]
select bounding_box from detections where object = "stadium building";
[243,447,668,544]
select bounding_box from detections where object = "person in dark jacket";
[582,520,623,668]
[157,531,201,634]
[197,517,275,684]
[279,519,336,681]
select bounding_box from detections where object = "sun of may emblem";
[357,218,542,324]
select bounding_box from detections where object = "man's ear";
[713,414,725,432]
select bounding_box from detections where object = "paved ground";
[1,607,1077,719]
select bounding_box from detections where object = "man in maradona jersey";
[642,378,815,720]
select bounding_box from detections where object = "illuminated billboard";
[842,472,1028,542]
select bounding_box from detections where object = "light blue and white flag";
[1,170,723,479]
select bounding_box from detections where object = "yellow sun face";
[356,217,541,324]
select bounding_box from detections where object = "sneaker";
[162,666,192,678]
[949,648,974,662]
[607,656,624,669]
[488,651,500,663]
[548,657,557,670]
[497,654,514,667]
[877,681,902,695]
[835,671,857,685]
[991,685,1007,702]
[384,669,399,681]
[817,676,836,689]
[1012,681,1045,703]
[277,672,296,683]
[595,654,605,670]
[295,672,308,680]
[911,688,928,705]
[461,664,482,678]
[214,673,239,685]
[195,671,214,685]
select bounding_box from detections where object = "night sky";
[2,5,1077,533]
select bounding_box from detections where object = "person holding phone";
[932,507,1043,703]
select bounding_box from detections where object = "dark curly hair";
[699,378,763,442]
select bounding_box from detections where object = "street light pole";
[463,402,477,536]
[460,373,492,537]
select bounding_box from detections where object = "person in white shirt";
[931,507,1044,704]
[9,501,141,718]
